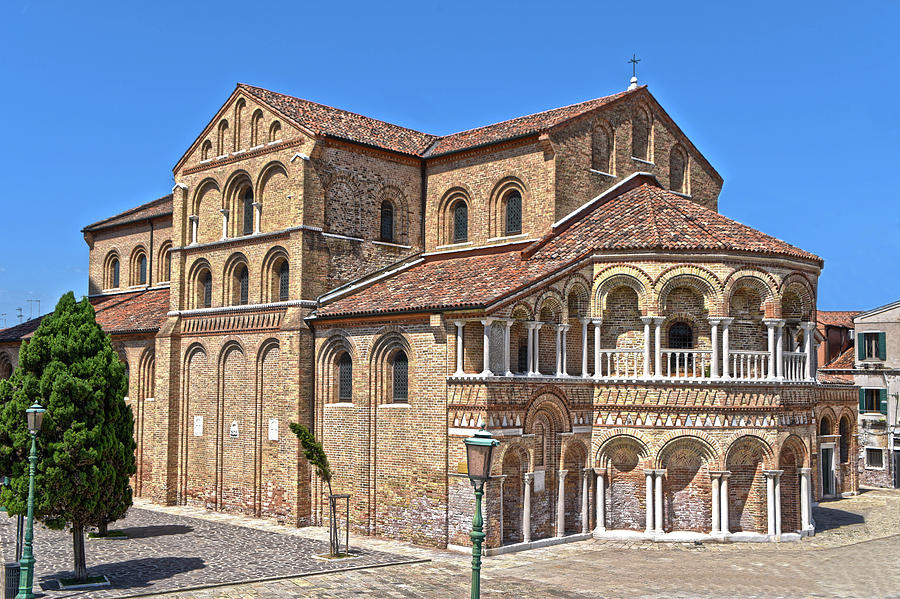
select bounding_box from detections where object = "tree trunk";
[73,523,87,581]
[98,521,108,536]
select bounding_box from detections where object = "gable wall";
[86,216,173,296]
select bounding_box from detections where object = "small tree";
[0,292,136,582]
[289,422,341,556]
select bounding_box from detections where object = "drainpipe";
[148,219,154,285]
[420,159,427,249]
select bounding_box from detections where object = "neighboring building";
[0,79,857,549]
[817,310,860,371]
[853,301,900,488]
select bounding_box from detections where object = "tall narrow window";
[392,351,408,403]
[163,250,172,282]
[138,255,147,285]
[668,322,693,349]
[111,258,120,288]
[201,140,212,160]
[632,110,649,160]
[505,191,522,235]
[237,265,249,305]
[338,353,352,402]
[200,271,212,308]
[380,201,394,242]
[669,148,685,193]
[242,188,254,235]
[592,126,610,173]
[269,121,282,142]
[452,201,468,243]
[251,110,263,146]
[278,261,289,301]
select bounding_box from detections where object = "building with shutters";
[853,301,900,487]
[0,79,859,549]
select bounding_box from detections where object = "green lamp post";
[16,402,45,599]
[463,425,499,599]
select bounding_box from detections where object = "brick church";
[0,78,858,549]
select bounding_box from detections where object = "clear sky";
[0,1,897,326]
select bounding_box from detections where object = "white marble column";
[764,319,778,380]
[595,469,606,533]
[775,320,786,380]
[556,469,568,537]
[710,472,721,534]
[453,321,465,377]
[800,322,815,380]
[653,317,665,378]
[523,472,533,543]
[592,319,602,378]
[800,467,811,531]
[219,208,229,240]
[579,318,590,377]
[252,201,262,234]
[532,322,543,376]
[644,469,654,533]
[721,318,733,379]
[481,319,495,376]
[560,324,570,376]
[720,472,731,535]
[554,325,563,376]
[654,469,664,533]
[525,323,535,376]
[765,470,776,536]
[709,318,722,379]
[581,468,591,534]
[641,316,654,378]
[774,469,783,538]
[502,319,514,376]
[189,215,199,245]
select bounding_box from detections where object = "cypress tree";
[0,292,136,582]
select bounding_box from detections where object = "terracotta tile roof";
[90,288,170,334]
[82,194,173,233]
[817,310,861,329]
[317,176,821,318]
[0,316,45,343]
[238,84,438,156]
[817,372,855,385]
[239,83,638,158]
[821,346,856,370]
[423,90,633,157]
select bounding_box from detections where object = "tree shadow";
[813,505,865,532]
[116,524,194,538]
[38,556,206,592]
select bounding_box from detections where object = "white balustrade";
[783,351,807,381]
[597,348,643,378]
[729,350,769,380]
[660,349,712,379]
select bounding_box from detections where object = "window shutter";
[859,388,866,413]
[880,388,889,415]
[858,336,866,360]
[878,332,887,360]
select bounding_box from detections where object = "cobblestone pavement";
[150,488,900,598]
[0,507,420,598]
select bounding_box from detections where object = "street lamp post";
[16,403,45,599]
[463,425,499,599]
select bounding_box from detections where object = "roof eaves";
[81,195,173,232]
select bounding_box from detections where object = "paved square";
[0,508,421,598]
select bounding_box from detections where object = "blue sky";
[0,1,897,326]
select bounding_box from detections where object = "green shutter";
[880,388,889,415]
[859,388,867,413]
[878,332,887,360]
[858,336,866,360]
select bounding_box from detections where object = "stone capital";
[219,208,229,216]
[653,469,666,476]
[188,214,199,222]
[719,471,732,479]
[651,316,666,325]
[480,317,495,327]
[763,318,786,328]
[591,318,603,326]
[524,472,534,484]
[799,467,812,475]
[799,321,815,331]
[644,468,655,476]
[558,469,569,479]
[708,317,728,326]
[640,316,656,325]
[251,201,262,208]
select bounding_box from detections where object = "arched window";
[110,258,120,288]
[269,121,282,142]
[452,201,468,243]
[839,417,851,463]
[163,250,172,282]
[138,254,147,285]
[819,416,832,436]
[199,270,212,308]
[242,187,254,236]
[632,109,650,160]
[592,125,611,173]
[201,140,213,161]
[278,261,289,301]
[670,147,685,193]
[668,322,693,349]
[392,351,408,403]
[338,353,352,402]
[235,264,249,305]
[217,120,229,155]
[251,110,263,146]
[380,201,394,242]
[505,191,522,236]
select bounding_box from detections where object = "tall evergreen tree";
[0,292,136,582]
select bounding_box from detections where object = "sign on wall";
[229,420,239,438]
[533,470,545,493]
[268,418,279,441]
[193,415,203,437]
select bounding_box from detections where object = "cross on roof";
[629,54,641,78]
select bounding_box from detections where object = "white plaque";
[268,418,279,441]
[193,415,203,437]
[533,470,545,493]
[229,420,239,438]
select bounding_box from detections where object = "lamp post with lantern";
[16,403,45,599]
[463,425,499,599]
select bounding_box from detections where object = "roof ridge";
[82,193,173,232]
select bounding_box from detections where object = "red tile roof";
[239,83,638,158]
[821,346,856,370]
[0,316,45,343]
[817,372,855,385]
[317,176,821,318]
[83,195,173,232]
[817,310,861,329]
[90,288,170,334]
